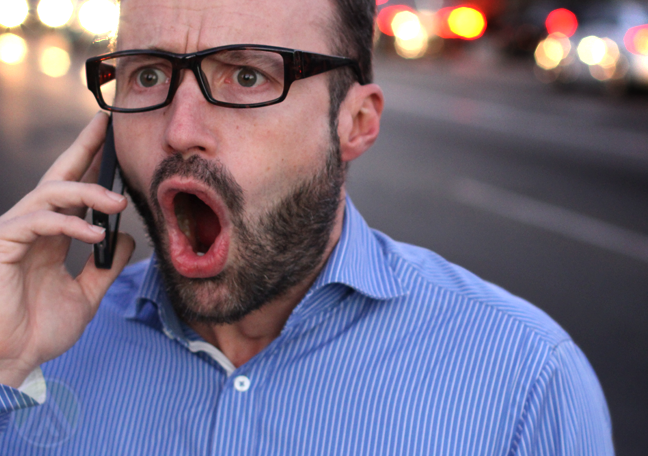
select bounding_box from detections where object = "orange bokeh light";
[436,6,486,40]
[448,6,486,40]
[625,24,648,56]
[377,5,415,36]
[545,8,578,38]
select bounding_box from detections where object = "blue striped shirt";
[0,197,614,455]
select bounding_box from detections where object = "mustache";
[149,153,244,216]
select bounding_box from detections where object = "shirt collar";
[310,196,405,300]
[126,196,405,333]
[126,255,187,342]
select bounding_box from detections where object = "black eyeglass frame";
[85,44,365,112]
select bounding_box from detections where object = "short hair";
[327,0,376,121]
[329,0,375,84]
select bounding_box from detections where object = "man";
[0,0,613,454]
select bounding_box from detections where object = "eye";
[136,67,168,88]
[234,67,267,88]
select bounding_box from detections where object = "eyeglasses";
[85,44,364,112]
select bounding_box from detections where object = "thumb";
[77,232,137,310]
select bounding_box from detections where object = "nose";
[162,70,218,158]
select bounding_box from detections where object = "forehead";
[117,0,335,54]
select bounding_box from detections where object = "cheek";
[229,102,330,203]
[114,118,161,197]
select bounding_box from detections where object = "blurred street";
[353,50,648,456]
[1,43,648,455]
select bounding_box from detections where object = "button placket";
[233,375,251,392]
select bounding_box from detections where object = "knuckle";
[37,180,62,196]
[31,209,52,223]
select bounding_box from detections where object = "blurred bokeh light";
[391,10,428,59]
[79,0,119,35]
[634,54,648,79]
[545,8,578,38]
[599,38,620,68]
[39,46,71,78]
[395,30,428,59]
[0,33,28,65]
[37,0,75,28]
[377,5,415,37]
[391,11,422,41]
[535,33,571,71]
[578,36,608,66]
[625,25,648,56]
[447,7,486,40]
[0,0,29,28]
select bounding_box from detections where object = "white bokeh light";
[79,0,119,35]
[38,0,75,28]
[40,46,71,77]
[0,0,30,28]
[577,36,607,66]
[391,11,422,41]
[0,33,28,65]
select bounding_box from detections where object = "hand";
[0,112,135,388]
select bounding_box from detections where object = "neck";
[188,198,346,368]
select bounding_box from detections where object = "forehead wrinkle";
[118,0,336,55]
[195,3,333,52]
[118,3,205,52]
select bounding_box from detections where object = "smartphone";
[93,116,124,269]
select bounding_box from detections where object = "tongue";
[194,208,220,248]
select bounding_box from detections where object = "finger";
[69,146,107,219]
[80,144,104,185]
[2,181,126,221]
[39,112,109,184]
[0,211,106,264]
[77,232,136,309]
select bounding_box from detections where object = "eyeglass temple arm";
[296,51,365,85]
[99,63,117,85]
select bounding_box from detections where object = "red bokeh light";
[436,7,460,39]
[376,5,415,36]
[545,8,578,37]
[376,0,388,6]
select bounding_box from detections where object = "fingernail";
[105,190,126,203]
[89,225,106,235]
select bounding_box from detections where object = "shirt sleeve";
[508,340,614,456]
[0,367,46,434]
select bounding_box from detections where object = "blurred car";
[534,2,648,93]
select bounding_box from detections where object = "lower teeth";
[197,252,205,256]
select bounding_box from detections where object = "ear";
[337,83,384,163]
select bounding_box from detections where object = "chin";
[124,142,344,325]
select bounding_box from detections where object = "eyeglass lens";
[98,49,286,109]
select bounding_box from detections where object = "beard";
[123,133,345,325]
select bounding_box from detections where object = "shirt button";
[233,375,251,392]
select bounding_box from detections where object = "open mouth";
[174,192,221,255]
[157,180,231,279]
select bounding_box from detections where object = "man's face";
[114,0,346,323]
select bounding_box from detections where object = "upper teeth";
[177,212,192,239]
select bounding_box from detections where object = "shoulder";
[372,229,571,349]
